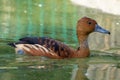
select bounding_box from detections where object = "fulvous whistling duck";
[8,17,110,59]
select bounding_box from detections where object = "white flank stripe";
[35,44,49,53]
[16,44,31,51]
[38,48,44,53]
[15,44,50,53]
[49,52,55,55]
[22,46,30,51]
[16,44,24,48]
[31,45,39,50]
[24,44,32,48]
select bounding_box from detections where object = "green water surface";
[0,42,120,80]
[0,0,120,80]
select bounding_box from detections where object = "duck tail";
[7,43,16,48]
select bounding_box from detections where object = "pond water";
[0,0,120,80]
[0,42,120,80]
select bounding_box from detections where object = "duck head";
[77,17,110,41]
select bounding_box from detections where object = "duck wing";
[8,37,75,58]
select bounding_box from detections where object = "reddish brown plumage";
[8,17,110,59]
[22,37,75,59]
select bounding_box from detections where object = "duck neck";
[76,35,90,57]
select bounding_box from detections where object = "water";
[0,0,120,80]
[0,43,120,80]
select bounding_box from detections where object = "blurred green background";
[0,0,120,50]
[0,0,120,80]
[0,0,78,44]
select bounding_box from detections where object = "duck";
[8,17,110,59]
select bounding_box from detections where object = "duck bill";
[94,24,110,35]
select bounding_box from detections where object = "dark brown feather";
[9,37,75,58]
[37,37,75,58]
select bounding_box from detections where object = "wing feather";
[8,37,75,58]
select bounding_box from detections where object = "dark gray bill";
[94,24,110,34]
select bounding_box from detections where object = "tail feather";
[8,43,16,48]
[8,40,28,48]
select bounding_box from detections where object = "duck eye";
[88,22,92,25]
